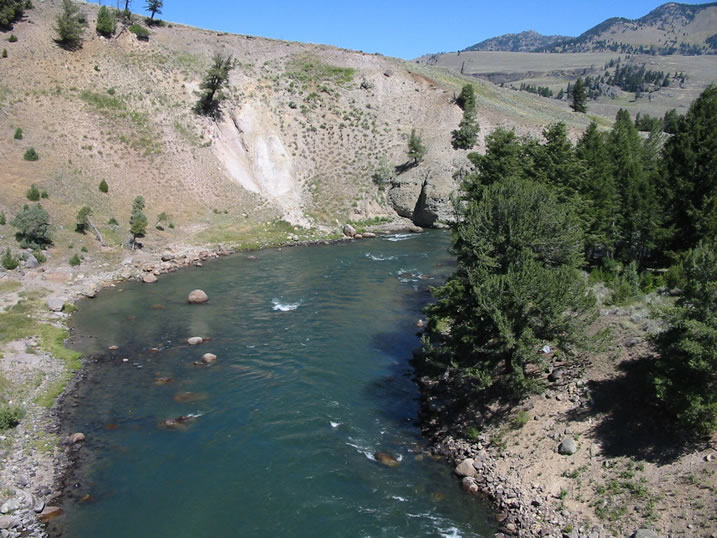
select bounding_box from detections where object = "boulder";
[47,297,66,312]
[0,516,20,529]
[201,353,217,364]
[374,451,400,468]
[548,367,565,382]
[633,530,659,538]
[558,437,577,455]
[69,432,86,444]
[188,289,209,304]
[462,476,479,494]
[108,345,119,351]
[23,253,39,268]
[0,498,20,514]
[362,232,377,238]
[142,273,158,284]
[38,506,63,522]
[161,251,174,262]
[343,224,357,238]
[455,458,477,478]
[187,337,204,346]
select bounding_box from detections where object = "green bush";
[108,217,118,226]
[26,184,40,201]
[11,203,52,249]
[129,24,149,40]
[99,179,108,193]
[23,147,38,161]
[0,404,25,430]
[8,33,17,42]
[1,248,18,270]
[13,127,22,139]
[0,211,5,225]
[95,5,115,37]
[1,49,6,58]
[69,253,81,266]
[33,249,46,263]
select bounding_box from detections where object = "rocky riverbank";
[0,222,425,537]
[415,299,717,538]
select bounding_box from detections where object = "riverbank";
[415,298,717,537]
[0,220,425,537]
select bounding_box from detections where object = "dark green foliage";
[23,147,38,161]
[425,177,595,396]
[26,184,40,201]
[194,54,233,118]
[662,109,682,135]
[145,0,162,21]
[0,211,5,225]
[407,128,426,165]
[571,77,588,113]
[69,253,81,266]
[652,241,717,435]
[634,112,663,132]
[129,195,147,246]
[455,84,476,112]
[451,112,480,150]
[1,247,18,270]
[519,83,553,98]
[0,0,26,27]
[54,0,84,47]
[129,23,149,40]
[0,404,24,430]
[13,127,22,139]
[1,48,6,58]
[75,206,92,233]
[661,85,717,253]
[11,203,51,249]
[95,5,115,36]
[108,217,119,226]
[8,33,16,42]
[98,179,108,193]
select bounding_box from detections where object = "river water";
[59,231,494,537]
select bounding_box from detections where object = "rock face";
[188,289,209,304]
[412,180,457,227]
[558,437,577,455]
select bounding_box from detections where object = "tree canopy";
[11,204,52,249]
[194,54,234,118]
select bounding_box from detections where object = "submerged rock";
[187,336,204,345]
[143,273,158,284]
[69,432,86,444]
[188,289,209,304]
[160,415,200,430]
[201,353,217,364]
[38,506,63,522]
[153,377,174,385]
[374,451,400,468]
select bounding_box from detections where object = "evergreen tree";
[407,128,426,165]
[11,204,51,249]
[451,112,480,150]
[145,0,162,21]
[652,240,717,435]
[194,54,233,118]
[0,0,26,28]
[54,0,84,47]
[424,177,595,396]
[75,206,92,233]
[99,179,108,193]
[455,84,476,112]
[95,5,115,36]
[129,195,147,248]
[571,77,588,113]
[661,85,717,253]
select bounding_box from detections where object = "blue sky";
[107,0,704,59]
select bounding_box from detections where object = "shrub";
[0,405,25,430]
[0,211,5,225]
[33,249,46,263]
[11,203,52,249]
[129,24,149,40]
[108,217,118,226]
[23,147,38,161]
[1,49,6,58]
[26,184,40,201]
[1,248,18,270]
[8,33,17,42]
[13,127,22,140]
[98,179,108,193]
[69,253,81,266]
[54,0,84,47]
[95,4,115,36]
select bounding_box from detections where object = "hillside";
[546,1,717,54]
[454,2,717,55]
[463,30,571,53]
[0,0,600,262]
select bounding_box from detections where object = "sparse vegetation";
[13,127,22,139]
[23,147,38,161]
[1,247,18,270]
[129,23,149,40]
[407,129,426,165]
[0,404,24,430]
[26,183,40,201]
[69,253,81,266]
[99,179,108,193]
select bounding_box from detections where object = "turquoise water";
[59,232,494,537]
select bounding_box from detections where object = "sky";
[103,0,707,59]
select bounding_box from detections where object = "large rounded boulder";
[188,289,209,304]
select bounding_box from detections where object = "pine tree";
[54,0,84,47]
[129,195,147,248]
[194,54,234,118]
[95,5,115,36]
[407,129,426,165]
[571,77,588,113]
[145,0,162,21]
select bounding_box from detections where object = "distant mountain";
[459,2,717,55]
[545,2,717,54]
[463,30,572,53]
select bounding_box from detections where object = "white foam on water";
[330,421,341,429]
[384,233,417,242]
[346,439,375,461]
[272,298,302,311]
[365,252,397,261]
[391,496,407,502]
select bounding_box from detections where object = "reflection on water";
[59,232,494,537]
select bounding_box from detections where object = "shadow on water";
[564,355,707,464]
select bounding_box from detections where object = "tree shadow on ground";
[565,355,707,464]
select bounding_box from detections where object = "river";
[57,231,494,537]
